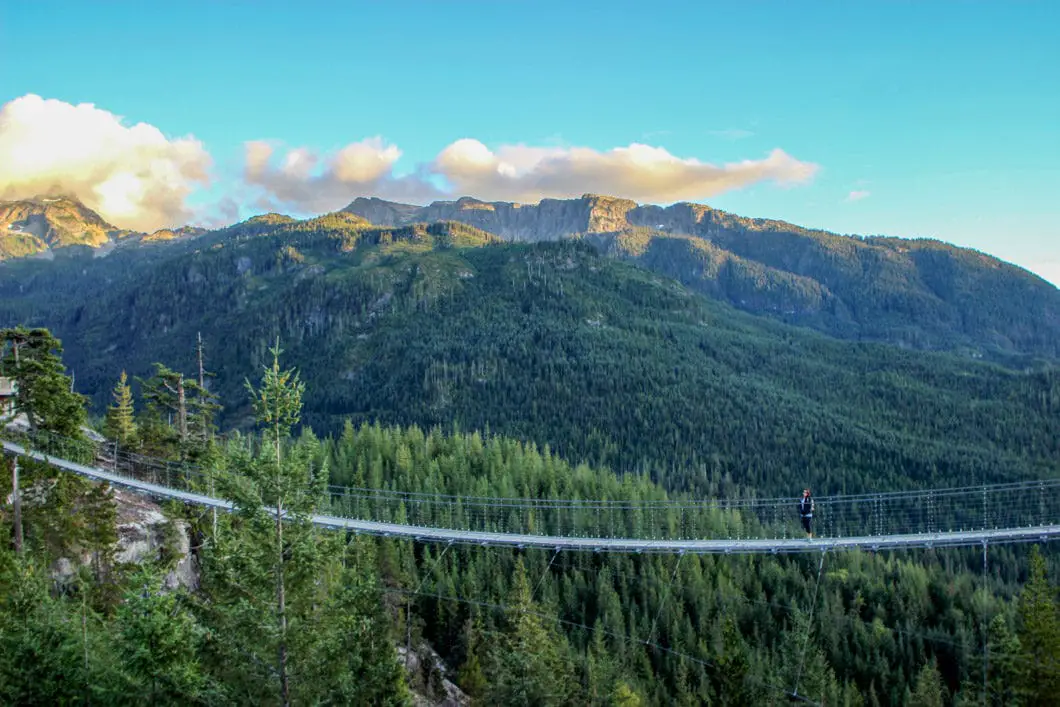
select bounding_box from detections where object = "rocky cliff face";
[341,193,850,246]
[48,485,198,591]
[344,194,645,241]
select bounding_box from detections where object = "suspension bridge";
[3,435,1058,554]
[4,431,1057,705]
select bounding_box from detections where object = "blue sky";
[1,1,1057,284]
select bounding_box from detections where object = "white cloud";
[0,94,821,227]
[242,138,443,213]
[0,94,212,231]
[431,140,817,204]
[242,136,819,214]
[846,190,871,202]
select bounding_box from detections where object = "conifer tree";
[610,681,644,707]
[113,568,213,704]
[201,342,405,705]
[1016,545,1060,706]
[908,659,946,707]
[103,371,137,446]
[0,327,86,439]
[0,550,96,703]
[714,616,753,706]
[486,557,576,706]
[245,341,306,706]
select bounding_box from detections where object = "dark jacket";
[798,496,814,517]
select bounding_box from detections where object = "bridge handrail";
[3,427,1059,509]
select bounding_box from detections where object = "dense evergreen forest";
[0,216,1057,499]
[2,328,1059,705]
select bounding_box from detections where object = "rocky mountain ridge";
[0,196,132,258]
[343,194,1060,359]
[0,196,216,258]
[3,193,1058,360]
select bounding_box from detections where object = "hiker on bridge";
[798,488,815,538]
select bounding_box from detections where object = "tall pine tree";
[1017,545,1060,706]
[103,370,137,446]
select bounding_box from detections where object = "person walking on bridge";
[798,488,815,538]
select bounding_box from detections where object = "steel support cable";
[646,552,685,648]
[792,550,828,702]
[595,562,1050,667]
[381,584,812,705]
[4,439,1059,553]
[406,541,453,671]
[530,547,562,604]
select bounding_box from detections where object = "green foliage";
[1016,545,1060,705]
[485,557,577,706]
[245,341,305,466]
[197,349,406,705]
[0,552,93,704]
[104,370,138,445]
[0,318,1057,704]
[5,234,1056,499]
[112,568,213,704]
[0,326,86,437]
[138,361,219,459]
[908,659,946,707]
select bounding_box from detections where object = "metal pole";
[12,456,23,555]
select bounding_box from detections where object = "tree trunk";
[276,497,290,706]
[176,375,188,445]
[11,457,22,555]
[199,333,217,535]
[81,587,89,670]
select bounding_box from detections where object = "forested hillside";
[4,195,1058,363]
[344,195,1060,361]
[2,332,1058,705]
[1,212,1057,498]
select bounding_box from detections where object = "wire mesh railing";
[4,428,1059,543]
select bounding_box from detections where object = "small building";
[0,377,17,418]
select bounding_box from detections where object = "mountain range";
[343,194,1060,360]
[4,193,1057,362]
[1,198,1057,497]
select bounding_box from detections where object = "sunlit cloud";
[241,138,443,213]
[0,94,820,229]
[242,137,819,214]
[0,94,212,231]
[846,190,871,202]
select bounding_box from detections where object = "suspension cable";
[792,550,828,700]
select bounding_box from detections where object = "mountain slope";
[2,214,1056,498]
[3,194,1056,361]
[0,195,137,258]
[345,195,1060,361]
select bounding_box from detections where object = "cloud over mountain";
[0,94,818,228]
[432,140,817,204]
[245,138,819,213]
[0,95,211,231]
[242,138,443,212]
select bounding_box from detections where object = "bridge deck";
[5,440,1058,555]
